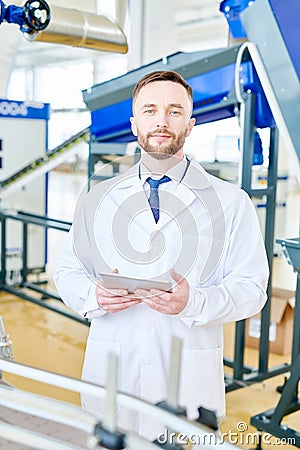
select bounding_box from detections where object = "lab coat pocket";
[82,339,120,384]
[179,346,225,420]
[81,339,120,416]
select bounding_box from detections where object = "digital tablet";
[100,272,173,294]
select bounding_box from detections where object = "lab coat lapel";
[158,159,212,229]
[109,162,156,232]
[108,159,213,232]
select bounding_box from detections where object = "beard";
[137,128,187,160]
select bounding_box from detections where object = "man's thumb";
[171,269,184,283]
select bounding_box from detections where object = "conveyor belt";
[0,127,89,200]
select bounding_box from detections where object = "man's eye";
[169,110,180,115]
[145,109,154,114]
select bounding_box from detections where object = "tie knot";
[147,175,171,189]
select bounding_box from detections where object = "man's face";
[130,81,195,159]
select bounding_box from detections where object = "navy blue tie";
[147,175,171,223]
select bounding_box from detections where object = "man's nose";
[156,112,169,128]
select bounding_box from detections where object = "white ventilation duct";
[24,3,128,54]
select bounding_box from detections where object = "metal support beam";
[258,126,278,375]
[225,93,280,391]
[0,215,6,285]
[0,210,89,325]
[21,222,28,285]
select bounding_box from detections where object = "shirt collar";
[140,156,188,187]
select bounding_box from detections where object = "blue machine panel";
[268,0,300,80]
[91,99,133,142]
[190,64,236,106]
[0,99,50,120]
[190,61,273,129]
[89,58,274,143]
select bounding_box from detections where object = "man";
[54,71,269,439]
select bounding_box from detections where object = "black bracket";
[196,406,219,431]
[155,401,187,417]
[93,423,125,450]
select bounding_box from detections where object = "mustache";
[148,129,175,138]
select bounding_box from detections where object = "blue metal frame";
[219,0,252,38]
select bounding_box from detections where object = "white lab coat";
[54,158,269,439]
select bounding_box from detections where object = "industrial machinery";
[81,2,300,428]
[227,9,300,447]
[251,238,300,448]
[0,0,298,377]
[0,0,297,387]
[0,119,89,324]
[0,0,50,34]
[0,333,242,449]
[0,0,128,53]
[0,1,299,446]
[0,99,50,277]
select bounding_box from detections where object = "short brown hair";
[132,70,193,106]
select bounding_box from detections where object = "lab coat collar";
[159,159,212,228]
[183,158,212,190]
[114,157,212,191]
[139,157,187,188]
[109,158,212,230]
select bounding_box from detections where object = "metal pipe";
[0,384,96,434]
[25,4,128,54]
[0,359,240,448]
[167,336,182,409]
[104,352,119,431]
[0,385,161,450]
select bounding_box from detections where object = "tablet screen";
[100,272,172,294]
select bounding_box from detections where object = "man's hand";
[96,269,141,313]
[96,283,141,313]
[134,269,189,315]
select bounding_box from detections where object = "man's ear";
[186,117,196,137]
[130,117,137,136]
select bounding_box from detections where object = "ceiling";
[0,0,233,95]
